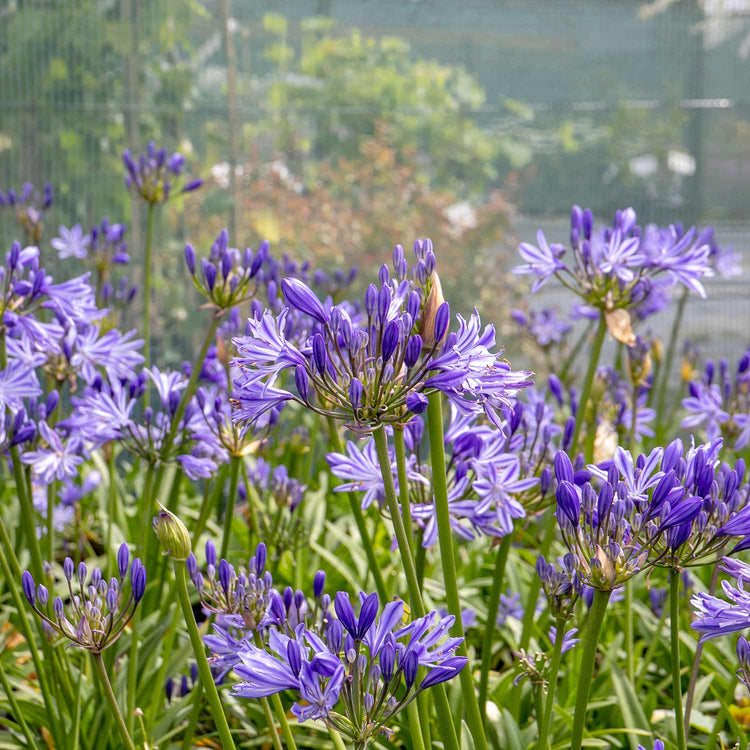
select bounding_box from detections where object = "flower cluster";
[514,206,714,311]
[232,240,532,433]
[682,347,750,450]
[191,541,466,743]
[21,544,146,653]
[122,142,202,204]
[555,440,750,590]
[327,406,538,546]
[185,230,268,311]
[0,182,53,244]
[691,557,750,643]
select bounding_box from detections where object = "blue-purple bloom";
[22,544,146,653]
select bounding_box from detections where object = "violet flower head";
[514,205,714,313]
[231,589,466,744]
[122,142,202,204]
[691,557,750,643]
[1,182,52,244]
[21,544,146,653]
[232,240,532,433]
[186,231,269,311]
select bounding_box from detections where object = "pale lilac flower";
[514,230,567,292]
[51,224,90,260]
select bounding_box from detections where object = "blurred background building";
[1,0,748,366]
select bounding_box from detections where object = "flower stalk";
[173,561,236,749]
[670,570,687,750]
[478,533,513,722]
[92,651,136,750]
[571,313,607,459]
[426,392,488,750]
[569,587,611,750]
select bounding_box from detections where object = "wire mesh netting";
[1,0,748,365]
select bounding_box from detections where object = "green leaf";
[609,661,652,750]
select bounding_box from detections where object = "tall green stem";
[571,314,607,457]
[670,570,687,750]
[151,316,220,501]
[174,561,236,749]
[107,446,118,573]
[393,427,414,547]
[326,419,388,602]
[478,534,513,722]
[270,693,297,750]
[625,580,634,682]
[426,393,488,750]
[220,455,241,560]
[372,423,460,750]
[655,288,688,440]
[569,588,611,750]
[92,652,136,750]
[142,201,155,373]
[260,696,284,750]
[537,617,567,750]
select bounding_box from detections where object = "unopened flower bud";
[152,504,192,561]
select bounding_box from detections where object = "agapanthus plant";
[232,239,532,433]
[232,589,466,747]
[514,206,714,309]
[682,347,750,451]
[122,142,202,205]
[0,182,52,244]
[21,544,146,653]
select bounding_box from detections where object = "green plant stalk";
[625,580,634,682]
[193,465,228,546]
[570,313,607,456]
[635,601,669,692]
[142,201,155,374]
[270,693,297,750]
[407,700,427,750]
[327,418,388,602]
[520,510,557,650]
[180,688,203,750]
[655,287,688,441]
[174,561,236,749]
[220,454,241,560]
[569,587,611,750]
[372,423,460,750]
[670,570,687,750]
[92,651,136,750]
[478,533,513,722]
[261,696,284,750]
[107,446,118,573]
[392,427,414,547]
[534,686,545,749]
[0,644,39,748]
[426,392,488,750]
[10,445,44,580]
[536,617,567,750]
[328,726,348,750]
[46,482,54,562]
[0,508,64,746]
[151,315,221,501]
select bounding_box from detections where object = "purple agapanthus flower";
[691,557,750,642]
[21,421,84,485]
[51,224,90,260]
[514,230,567,292]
